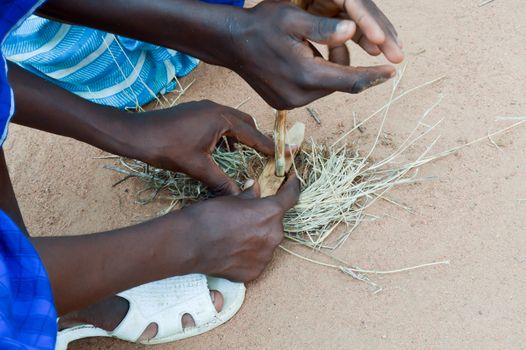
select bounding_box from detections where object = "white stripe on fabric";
[164,60,175,85]
[6,24,71,62]
[76,51,147,99]
[46,33,116,80]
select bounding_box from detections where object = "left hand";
[303,0,404,63]
[128,100,277,196]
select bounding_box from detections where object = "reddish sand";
[4,0,526,349]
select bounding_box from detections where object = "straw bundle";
[104,66,524,282]
[105,134,438,250]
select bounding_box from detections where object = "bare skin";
[37,0,403,110]
[2,0,404,341]
[4,63,300,323]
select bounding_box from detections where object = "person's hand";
[302,0,403,64]
[129,100,277,196]
[230,0,396,109]
[181,175,300,282]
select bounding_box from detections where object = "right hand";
[182,176,300,282]
[228,0,396,109]
[303,0,404,63]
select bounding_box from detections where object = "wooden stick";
[274,110,288,177]
[273,0,307,177]
[260,122,305,197]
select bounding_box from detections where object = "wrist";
[90,106,144,159]
[156,210,201,276]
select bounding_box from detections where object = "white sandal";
[55,274,245,349]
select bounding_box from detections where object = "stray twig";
[487,132,504,152]
[279,245,450,276]
[478,0,495,7]
[306,107,322,125]
[235,97,251,110]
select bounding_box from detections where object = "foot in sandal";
[56,274,245,348]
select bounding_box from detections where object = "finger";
[328,44,350,65]
[342,0,404,63]
[298,14,357,47]
[238,179,261,199]
[352,28,381,56]
[193,156,241,196]
[379,38,404,64]
[306,0,341,17]
[306,58,395,94]
[227,116,275,156]
[358,36,381,56]
[270,174,301,211]
[341,0,385,44]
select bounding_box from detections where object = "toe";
[210,290,224,313]
[181,290,223,330]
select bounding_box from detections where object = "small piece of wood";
[260,122,305,198]
[274,110,288,177]
[306,107,322,125]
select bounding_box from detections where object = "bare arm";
[36,0,399,109]
[4,64,300,315]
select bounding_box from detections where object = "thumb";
[271,174,301,211]
[300,14,356,46]
[191,156,240,196]
[238,179,261,199]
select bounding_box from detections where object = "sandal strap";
[112,274,217,342]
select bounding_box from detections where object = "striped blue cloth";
[3,17,200,109]
[3,0,245,110]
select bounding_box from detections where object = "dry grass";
[104,64,525,283]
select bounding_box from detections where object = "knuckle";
[264,199,284,216]
[238,112,254,126]
[273,5,298,30]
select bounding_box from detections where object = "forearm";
[3,147,195,316]
[31,211,196,315]
[37,0,245,68]
[8,62,140,158]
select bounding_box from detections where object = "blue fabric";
[3,0,245,111]
[0,210,57,350]
[3,18,201,109]
[1,0,46,147]
[0,0,244,346]
[1,0,245,146]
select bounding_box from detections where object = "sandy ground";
[4,0,526,349]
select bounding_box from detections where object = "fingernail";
[243,179,255,190]
[336,21,354,35]
[390,70,397,78]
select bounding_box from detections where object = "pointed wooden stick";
[261,122,305,197]
[274,110,288,176]
[273,0,306,177]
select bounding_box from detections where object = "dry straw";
[105,64,525,283]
